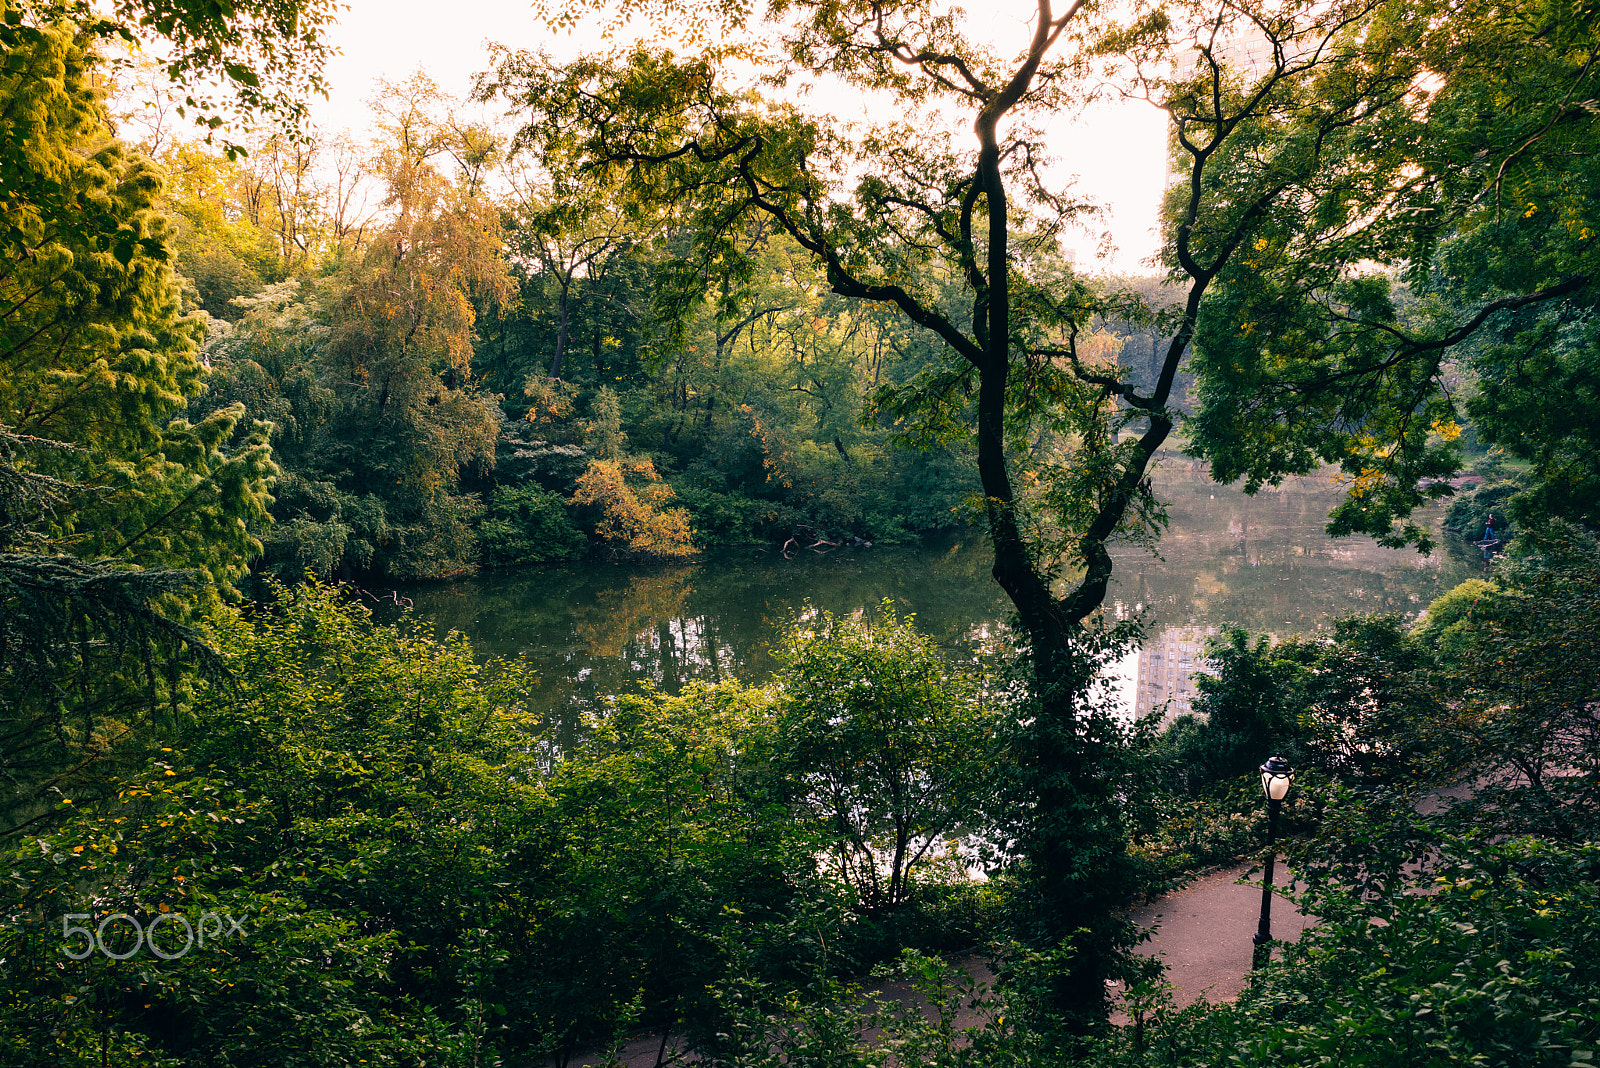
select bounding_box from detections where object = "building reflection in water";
[1134,625,1218,725]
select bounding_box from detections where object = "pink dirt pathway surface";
[1124,859,1315,1009]
[572,860,1311,1067]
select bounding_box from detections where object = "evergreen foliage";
[1,16,275,583]
[1,14,273,836]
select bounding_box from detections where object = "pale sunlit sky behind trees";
[315,0,1169,274]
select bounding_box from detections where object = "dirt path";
[1116,777,1480,1013]
[1124,858,1315,1010]
[572,860,1310,1067]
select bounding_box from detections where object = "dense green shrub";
[477,482,586,566]
[672,485,777,545]
[1146,614,1439,802]
[3,581,1026,1065]
[0,581,540,1065]
[1147,628,1309,795]
[770,603,1003,915]
[254,474,392,579]
[1124,779,1275,886]
[1412,576,1505,660]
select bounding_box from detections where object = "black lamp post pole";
[1251,794,1281,970]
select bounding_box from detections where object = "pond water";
[391,453,1478,727]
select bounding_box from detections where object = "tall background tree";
[478,0,1500,1027]
[1,0,304,833]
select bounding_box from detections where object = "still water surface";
[394,456,1477,724]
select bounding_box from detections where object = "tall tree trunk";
[550,276,572,378]
[969,82,1169,1030]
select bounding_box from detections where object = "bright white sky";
[314,0,1170,274]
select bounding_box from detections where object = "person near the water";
[1476,513,1503,570]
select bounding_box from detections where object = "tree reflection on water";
[395,459,1478,734]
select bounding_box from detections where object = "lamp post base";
[1251,931,1271,970]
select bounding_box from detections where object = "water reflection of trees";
[399,461,1476,722]
[399,545,1011,727]
[1109,462,1474,635]
[571,567,697,659]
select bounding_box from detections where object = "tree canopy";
[1,9,276,836]
[464,0,1422,1024]
[1175,0,1600,547]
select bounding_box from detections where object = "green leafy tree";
[2,16,274,833]
[192,85,518,581]
[149,133,378,315]
[1155,628,1310,796]
[196,281,393,581]
[1174,0,1599,545]
[1457,298,1600,530]
[477,0,1432,1025]
[12,0,337,134]
[0,531,225,836]
[479,206,654,397]
[770,603,1001,914]
[1160,616,1438,798]
[313,84,513,578]
[2,0,339,325]
[503,170,646,381]
[152,141,272,318]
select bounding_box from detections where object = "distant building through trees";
[1135,625,1219,723]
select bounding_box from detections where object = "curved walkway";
[575,861,1310,1067]
[1125,859,1315,1009]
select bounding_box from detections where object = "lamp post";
[1252,755,1294,970]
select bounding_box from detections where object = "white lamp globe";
[1260,755,1294,802]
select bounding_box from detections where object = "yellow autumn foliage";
[572,459,697,559]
